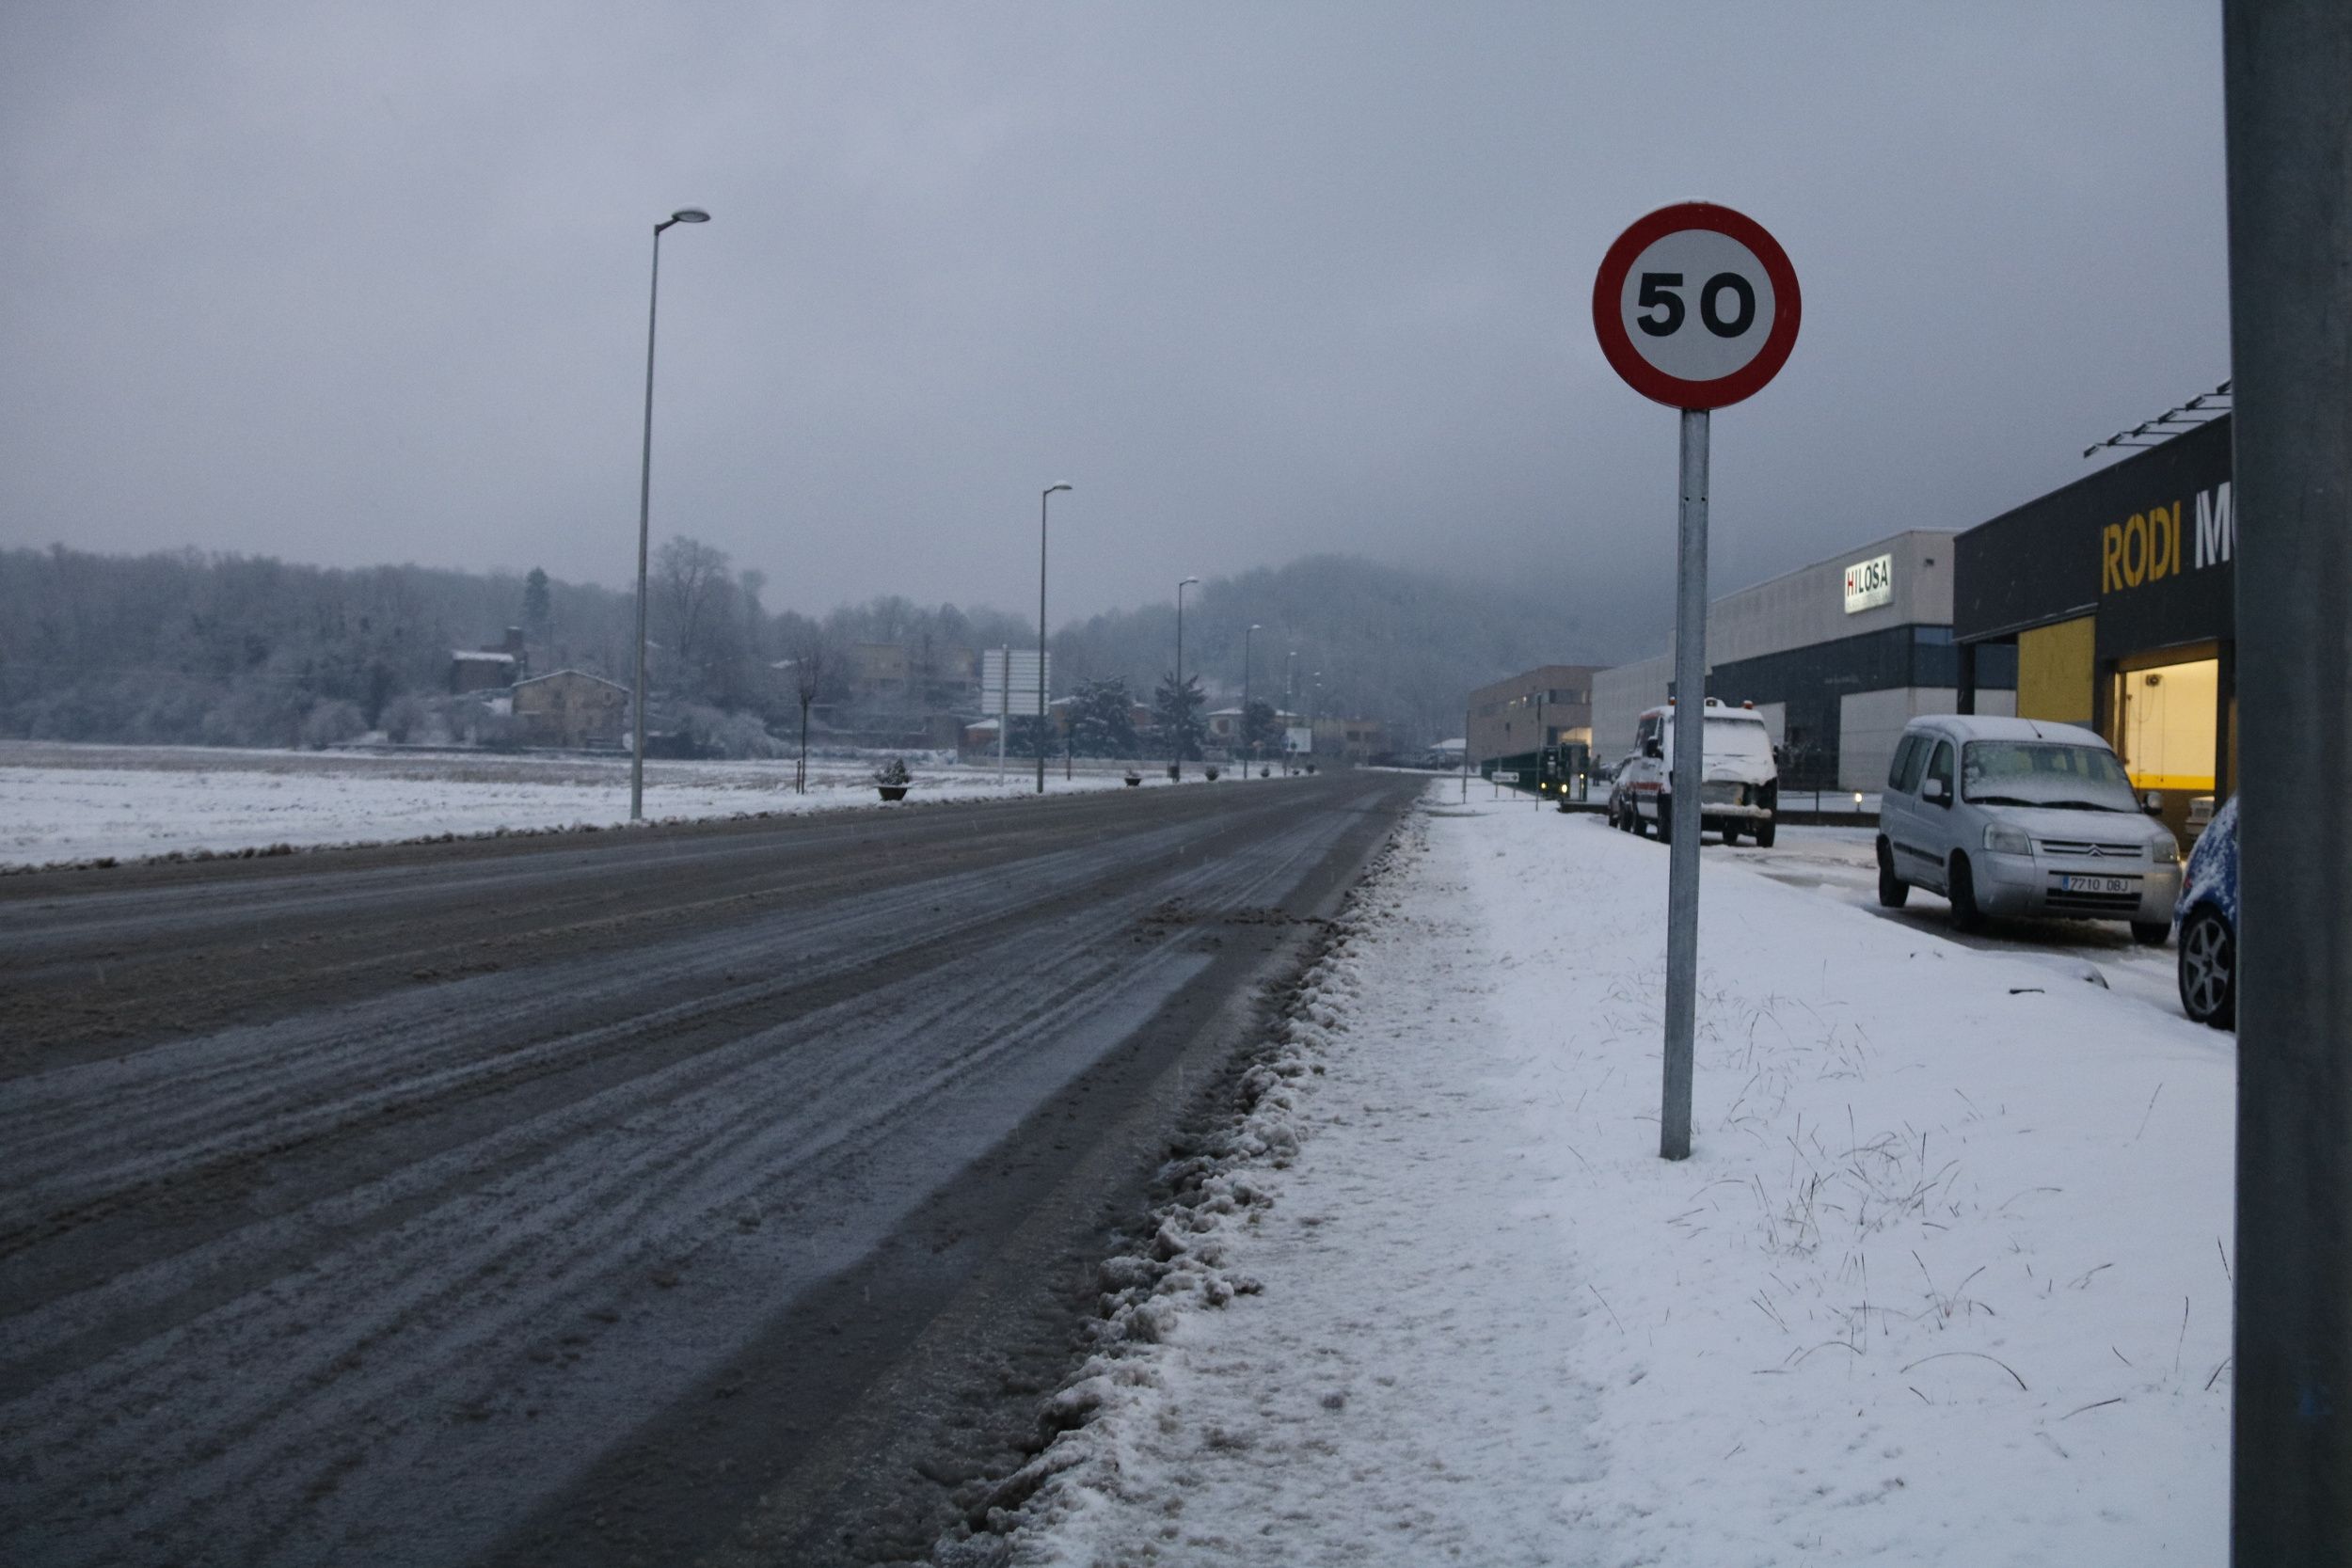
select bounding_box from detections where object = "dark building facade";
[1955,414,2234,836]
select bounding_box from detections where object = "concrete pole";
[1661,407,1708,1161]
[2223,3,2352,1558]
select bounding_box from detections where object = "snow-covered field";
[993,788,2233,1565]
[0,741,1198,868]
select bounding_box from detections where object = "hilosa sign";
[2103,481,2234,594]
[1843,553,1894,613]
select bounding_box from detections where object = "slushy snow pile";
[0,742,1145,868]
[989,786,2233,1565]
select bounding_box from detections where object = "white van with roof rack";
[1608,698,1778,847]
[1875,714,2181,942]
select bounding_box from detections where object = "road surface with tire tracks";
[0,771,1421,1566]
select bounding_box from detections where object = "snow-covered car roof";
[1902,714,2109,749]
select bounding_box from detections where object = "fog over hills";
[0,545,1594,752]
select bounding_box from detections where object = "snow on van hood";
[1979,801,2170,847]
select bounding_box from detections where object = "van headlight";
[2152,835,2179,863]
[1983,824,2032,856]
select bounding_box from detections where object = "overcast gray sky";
[0,2,2228,658]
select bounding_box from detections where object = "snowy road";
[0,772,1420,1567]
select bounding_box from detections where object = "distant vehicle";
[1875,715,2181,942]
[2175,794,2238,1028]
[1609,700,1778,847]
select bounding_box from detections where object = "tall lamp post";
[1284,650,1297,772]
[1036,483,1072,795]
[630,205,711,822]
[1311,672,1323,769]
[1242,623,1261,773]
[1172,577,1200,780]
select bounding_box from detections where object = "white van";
[1876,714,2180,941]
[1609,699,1779,847]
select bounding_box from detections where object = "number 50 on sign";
[1592,203,1801,411]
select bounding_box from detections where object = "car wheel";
[1947,854,1985,933]
[2178,906,2236,1028]
[1755,816,1776,848]
[1876,840,1909,909]
[2130,921,2169,947]
[1721,822,1741,847]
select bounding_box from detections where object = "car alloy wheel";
[2178,907,2236,1028]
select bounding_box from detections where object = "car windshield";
[1961,740,2138,811]
[1702,716,1773,762]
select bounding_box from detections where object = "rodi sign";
[2102,481,2235,594]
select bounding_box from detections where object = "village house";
[448,627,529,694]
[512,669,630,748]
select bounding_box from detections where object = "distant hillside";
[1049,553,1596,747]
[0,544,1588,752]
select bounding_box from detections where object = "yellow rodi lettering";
[2103,523,2124,593]
[2121,512,2148,586]
[2147,500,2177,580]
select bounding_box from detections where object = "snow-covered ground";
[0,742,1216,868]
[993,788,2233,1565]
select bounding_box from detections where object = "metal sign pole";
[2224,1,2352,1556]
[1661,406,1709,1161]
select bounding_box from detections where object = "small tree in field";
[1069,676,1141,758]
[1241,698,1280,762]
[1152,673,1206,763]
[783,626,834,793]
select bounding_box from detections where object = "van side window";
[1898,736,1931,793]
[1888,736,1922,792]
[1925,740,1954,800]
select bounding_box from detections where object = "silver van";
[1876,715,2181,942]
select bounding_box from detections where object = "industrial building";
[1466,665,1600,768]
[1590,531,2018,791]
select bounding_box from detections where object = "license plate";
[2058,875,2135,895]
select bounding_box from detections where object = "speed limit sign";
[1592,202,1801,410]
[1591,201,1800,1164]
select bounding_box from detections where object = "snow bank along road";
[1001,795,2231,1564]
[0,771,1421,1567]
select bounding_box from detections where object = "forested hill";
[0,544,1594,751]
[1050,554,1599,744]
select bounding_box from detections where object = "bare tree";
[783,623,835,792]
[653,534,730,690]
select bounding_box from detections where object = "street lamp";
[1284,650,1298,772]
[631,206,711,822]
[1172,577,1200,781]
[1243,623,1262,773]
[1036,483,1072,795]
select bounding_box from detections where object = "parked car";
[1610,699,1778,847]
[2175,793,2238,1028]
[1874,715,2181,942]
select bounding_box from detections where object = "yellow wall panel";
[2016,616,2095,725]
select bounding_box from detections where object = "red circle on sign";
[1591,202,1801,410]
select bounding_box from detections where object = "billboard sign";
[980,649,1052,711]
[1843,554,1895,614]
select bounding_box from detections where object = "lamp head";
[1044,482,1073,496]
[671,208,711,224]
[1179,577,1200,588]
